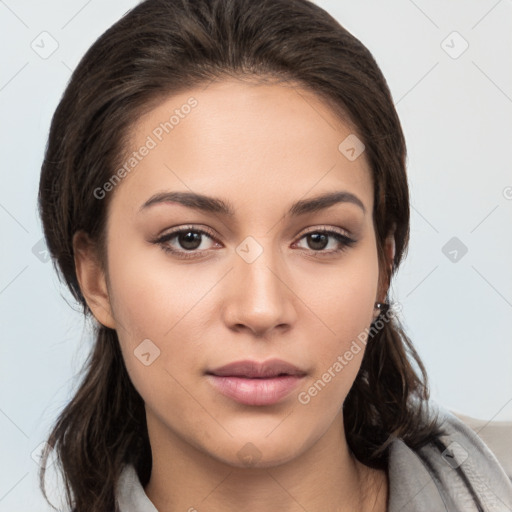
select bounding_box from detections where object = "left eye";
[294,229,355,253]
[154,227,356,259]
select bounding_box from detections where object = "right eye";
[153,226,221,259]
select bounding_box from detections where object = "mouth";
[205,358,307,406]
[206,358,307,379]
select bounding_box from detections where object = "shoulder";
[449,408,512,481]
[387,399,512,512]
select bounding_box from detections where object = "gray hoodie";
[115,400,512,511]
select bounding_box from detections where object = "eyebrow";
[139,190,366,216]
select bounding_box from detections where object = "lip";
[205,358,307,406]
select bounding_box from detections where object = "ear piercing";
[374,302,390,315]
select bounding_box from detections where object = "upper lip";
[206,358,307,378]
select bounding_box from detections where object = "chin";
[205,434,306,470]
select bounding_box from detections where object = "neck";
[143,410,388,512]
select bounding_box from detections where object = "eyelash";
[153,225,356,260]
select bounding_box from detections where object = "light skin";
[74,78,395,512]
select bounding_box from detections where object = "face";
[80,78,389,469]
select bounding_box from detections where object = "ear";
[385,231,396,277]
[376,228,396,304]
[73,230,116,329]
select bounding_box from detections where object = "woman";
[37,0,512,511]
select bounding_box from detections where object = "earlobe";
[73,231,116,329]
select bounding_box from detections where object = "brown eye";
[154,226,219,259]
[295,228,356,257]
[305,232,329,251]
[176,231,203,250]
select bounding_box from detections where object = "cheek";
[106,230,208,341]
[105,234,208,396]
[299,238,379,405]
[312,238,379,348]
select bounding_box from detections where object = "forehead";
[112,78,373,219]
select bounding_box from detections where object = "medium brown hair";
[38,0,445,510]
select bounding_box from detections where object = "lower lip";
[206,374,304,406]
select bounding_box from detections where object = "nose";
[222,239,297,338]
